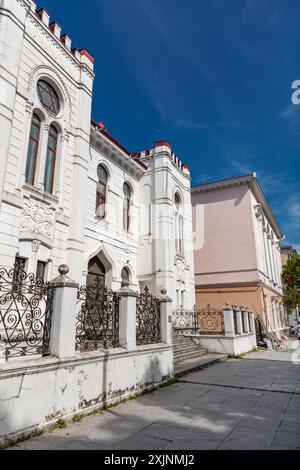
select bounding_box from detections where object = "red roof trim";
[79,49,95,64]
[155,140,171,149]
[91,121,147,170]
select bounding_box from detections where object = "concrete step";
[174,353,228,378]
[173,338,195,345]
[173,345,205,355]
[174,349,208,363]
[173,340,196,348]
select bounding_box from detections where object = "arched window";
[44,124,58,194]
[25,113,41,186]
[121,267,130,283]
[37,80,60,116]
[96,165,108,219]
[175,193,181,211]
[123,183,131,231]
[174,193,184,254]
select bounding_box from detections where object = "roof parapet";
[33,3,94,70]
[136,141,190,177]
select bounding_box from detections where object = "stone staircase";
[173,333,208,364]
[173,332,228,377]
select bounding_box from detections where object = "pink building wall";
[192,185,258,286]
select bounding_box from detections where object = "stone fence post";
[234,307,243,335]
[117,281,137,351]
[249,311,255,333]
[49,265,79,359]
[242,308,250,334]
[223,305,235,336]
[158,289,173,345]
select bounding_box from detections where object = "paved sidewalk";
[11,349,300,450]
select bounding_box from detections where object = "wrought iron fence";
[76,280,119,351]
[136,287,161,345]
[197,305,225,335]
[0,265,54,360]
[172,306,199,335]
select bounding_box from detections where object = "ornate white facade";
[0,0,195,309]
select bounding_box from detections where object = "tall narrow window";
[35,261,46,297]
[96,165,108,219]
[123,183,131,231]
[44,125,58,194]
[12,256,26,294]
[25,113,41,186]
[121,267,130,284]
[174,193,184,254]
[36,261,46,281]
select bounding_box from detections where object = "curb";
[174,354,228,379]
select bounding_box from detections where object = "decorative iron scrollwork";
[136,287,161,345]
[197,305,225,335]
[76,280,119,352]
[0,265,54,360]
[172,306,199,335]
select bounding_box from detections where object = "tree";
[282,254,300,313]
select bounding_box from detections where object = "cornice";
[192,173,283,239]
[90,129,145,181]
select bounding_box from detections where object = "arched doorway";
[87,256,105,287]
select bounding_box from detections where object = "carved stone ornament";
[254,204,262,219]
[21,200,55,238]
[175,257,185,273]
[31,239,41,253]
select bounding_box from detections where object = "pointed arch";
[84,243,116,288]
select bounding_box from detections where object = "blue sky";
[40,0,300,250]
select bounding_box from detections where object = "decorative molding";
[27,65,72,126]
[21,200,55,238]
[31,239,41,253]
[254,204,262,220]
[16,0,29,10]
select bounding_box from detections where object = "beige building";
[192,174,287,336]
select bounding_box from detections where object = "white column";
[249,312,255,333]
[0,1,27,208]
[235,308,243,334]
[49,265,79,358]
[37,123,50,191]
[223,306,235,336]
[27,240,41,275]
[117,281,137,351]
[262,227,270,277]
[158,289,173,345]
[242,310,250,333]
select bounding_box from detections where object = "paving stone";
[116,435,170,450]
[10,353,300,451]
[165,438,222,450]
[272,430,300,449]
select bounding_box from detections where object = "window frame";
[44,124,58,194]
[25,113,41,186]
[123,183,132,232]
[37,80,60,116]
[121,267,130,283]
[12,256,26,295]
[95,165,108,220]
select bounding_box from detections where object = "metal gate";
[0,264,54,360]
[172,306,199,335]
